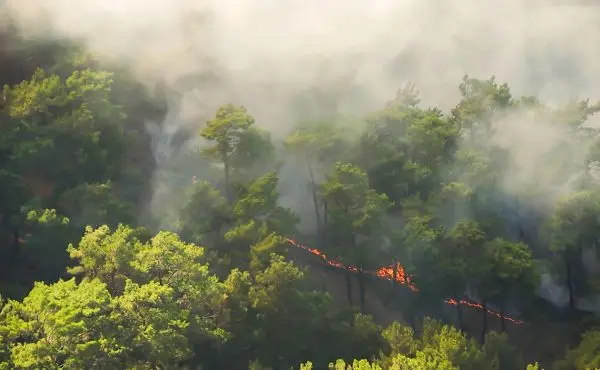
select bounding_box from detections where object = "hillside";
[3,8,600,369]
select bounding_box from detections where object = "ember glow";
[286,237,524,325]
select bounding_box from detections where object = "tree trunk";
[322,201,328,244]
[455,293,464,331]
[566,257,575,311]
[481,300,488,343]
[214,225,222,247]
[393,258,398,286]
[11,225,19,258]
[387,258,398,305]
[500,305,506,333]
[307,162,322,248]
[408,299,418,331]
[357,271,366,313]
[224,160,232,205]
[345,270,353,305]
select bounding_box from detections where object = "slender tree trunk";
[357,271,366,313]
[455,293,464,331]
[457,304,464,332]
[110,273,118,294]
[214,225,222,247]
[387,257,398,305]
[322,201,328,243]
[515,197,527,244]
[500,305,506,333]
[481,300,488,343]
[224,160,232,205]
[345,270,353,305]
[393,258,398,283]
[11,225,19,258]
[566,257,575,311]
[307,162,322,248]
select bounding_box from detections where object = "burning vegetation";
[286,237,524,325]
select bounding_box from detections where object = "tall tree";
[178,180,230,247]
[224,171,299,270]
[451,75,512,144]
[320,162,393,309]
[200,104,273,204]
[478,238,537,335]
[3,68,127,191]
[437,220,487,330]
[200,104,254,204]
[547,190,600,311]
[285,119,347,248]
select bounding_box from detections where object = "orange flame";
[286,238,523,325]
[444,298,524,325]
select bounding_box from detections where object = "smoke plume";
[4,0,600,239]
[6,0,600,112]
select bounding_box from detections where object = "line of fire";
[285,237,524,325]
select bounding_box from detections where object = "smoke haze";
[6,0,600,114]
[5,0,600,313]
[5,0,600,231]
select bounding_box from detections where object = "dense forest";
[3,9,600,370]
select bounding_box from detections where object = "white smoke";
[6,0,600,113]
[6,0,600,309]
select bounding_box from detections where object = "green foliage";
[328,359,383,370]
[200,104,275,202]
[328,319,523,370]
[285,119,349,165]
[200,104,256,161]
[418,318,484,369]
[451,75,512,142]
[479,238,538,305]
[22,208,72,280]
[481,331,523,370]
[0,279,118,369]
[3,67,126,188]
[112,280,192,367]
[56,181,134,229]
[556,329,600,370]
[321,162,392,269]
[434,220,486,301]
[178,180,230,246]
[357,101,458,205]
[381,321,417,358]
[0,277,200,369]
[547,190,600,305]
[231,171,299,239]
[67,224,143,293]
[4,37,600,370]
[68,225,225,341]
[549,190,600,254]
[0,171,28,226]
[218,171,300,269]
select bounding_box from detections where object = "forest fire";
[286,238,418,291]
[286,238,524,325]
[444,299,524,325]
